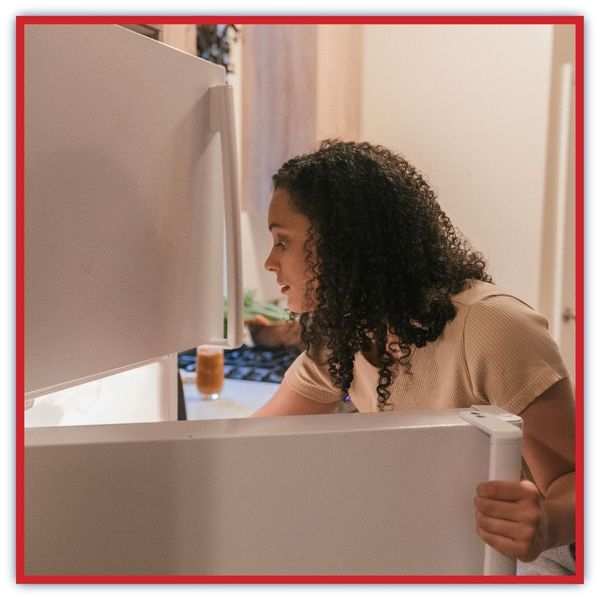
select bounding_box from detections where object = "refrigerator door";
[24,24,242,398]
[24,409,521,576]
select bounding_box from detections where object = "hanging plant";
[196,24,239,79]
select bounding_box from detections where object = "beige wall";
[229,26,282,302]
[360,25,554,310]
[237,25,362,302]
[239,25,568,312]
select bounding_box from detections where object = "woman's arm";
[251,380,339,417]
[474,377,576,561]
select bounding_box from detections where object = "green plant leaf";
[224,288,289,323]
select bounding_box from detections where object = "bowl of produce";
[225,290,304,349]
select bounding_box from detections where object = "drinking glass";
[195,345,224,400]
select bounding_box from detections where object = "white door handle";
[209,84,244,349]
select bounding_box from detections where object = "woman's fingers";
[474,480,547,562]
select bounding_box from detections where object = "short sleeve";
[283,351,341,405]
[463,295,569,415]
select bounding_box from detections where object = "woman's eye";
[275,240,288,250]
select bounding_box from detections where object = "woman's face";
[264,188,316,313]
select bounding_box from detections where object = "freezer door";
[24,410,521,576]
[25,25,237,396]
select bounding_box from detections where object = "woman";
[253,140,575,574]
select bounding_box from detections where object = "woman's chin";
[283,297,304,314]
[281,290,315,314]
[285,301,301,313]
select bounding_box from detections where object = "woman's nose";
[264,250,278,272]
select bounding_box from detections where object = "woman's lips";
[281,285,290,294]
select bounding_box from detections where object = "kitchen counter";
[180,370,279,420]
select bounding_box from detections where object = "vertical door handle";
[209,84,244,349]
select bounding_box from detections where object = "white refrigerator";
[23,24,522,577]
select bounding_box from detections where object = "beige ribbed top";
[284,280,568,415]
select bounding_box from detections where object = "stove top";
[178,345,302,384]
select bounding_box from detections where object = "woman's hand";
[475,379,576,563]
[474,479,548,562]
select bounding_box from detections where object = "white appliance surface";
[24,356,180,428]
[23,368,275,428]
[25,409,521,576]
[25,24,233,397]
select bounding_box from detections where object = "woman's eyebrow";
[268,223,286,232]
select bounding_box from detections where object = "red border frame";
[15,15,585,585]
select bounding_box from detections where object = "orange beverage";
[195,345,224,400]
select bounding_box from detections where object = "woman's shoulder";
[456,281,567,415]
[454,280,547,331]
[451,279,530,309]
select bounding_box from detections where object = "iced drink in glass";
[195,345,224,400]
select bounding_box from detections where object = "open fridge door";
[24,407,522,576]
[24,24,243,406]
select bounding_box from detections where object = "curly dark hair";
[273,139,491,410]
